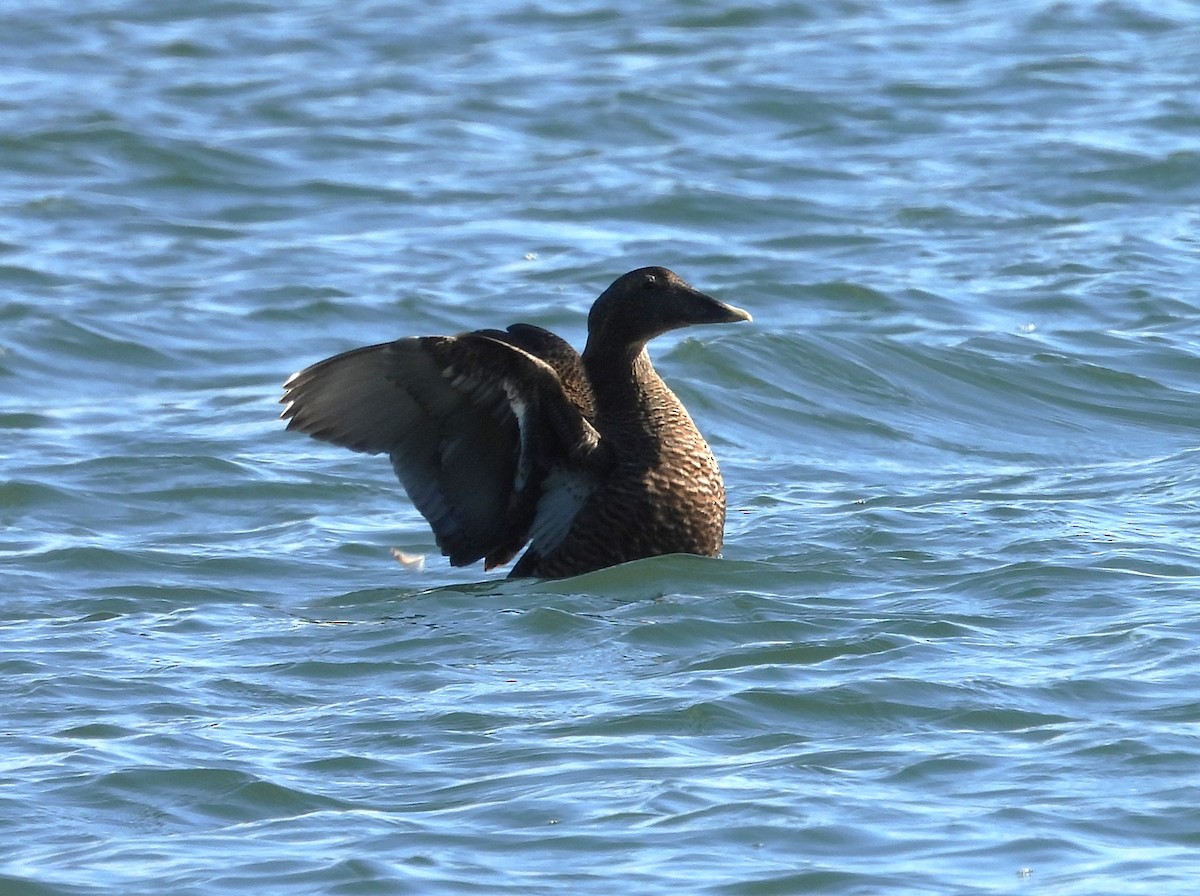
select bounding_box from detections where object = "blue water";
[3,1,1199,893]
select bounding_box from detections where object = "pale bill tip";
[727,303,753,323]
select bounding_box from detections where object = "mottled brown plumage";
[281,267,750,578]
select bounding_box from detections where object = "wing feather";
[281,333,604,569]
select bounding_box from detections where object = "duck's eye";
[642,274,657,289]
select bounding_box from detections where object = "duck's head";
[583,267,751,359]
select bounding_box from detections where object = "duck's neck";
[583,344,677,426]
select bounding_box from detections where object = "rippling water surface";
[3,1,1199,894]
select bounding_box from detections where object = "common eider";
[281,266,751,578]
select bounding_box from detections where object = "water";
[3,1,1199,893]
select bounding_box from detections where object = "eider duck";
[281,266,751,578]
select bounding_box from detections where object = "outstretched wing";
[281,333,603,569]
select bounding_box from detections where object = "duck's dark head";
[583,267,751,360]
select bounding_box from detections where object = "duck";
[280,266,751,578]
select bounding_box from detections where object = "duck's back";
[510,352,725,577]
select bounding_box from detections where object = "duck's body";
[281,267,750,578]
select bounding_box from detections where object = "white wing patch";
[435,364,532,489]
[503,386,533,491]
